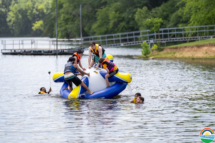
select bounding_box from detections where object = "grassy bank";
[140,38,215,59]
[165,38,215,48]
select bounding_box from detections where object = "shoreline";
[138,44,215,59]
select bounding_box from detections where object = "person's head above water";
[98,58,105,64]
[90,41,96,49]
[76,49,84,57]
[39,87,52,94]
[40,87,46,92]
[136,96,144,104]
[135,93,141,99]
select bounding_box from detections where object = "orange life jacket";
[73,52,81,63]
[101,58,116,72]
[101,58,110,66]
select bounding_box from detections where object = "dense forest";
[0,0,214,38]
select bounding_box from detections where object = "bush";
[151,44,158,50]
[141,41,151,56]
[151,43,163,52]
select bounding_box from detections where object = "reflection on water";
[0,47,215,142]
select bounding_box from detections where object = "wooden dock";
[1,48,84,55]
[1,38,84,55]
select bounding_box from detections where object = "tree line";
[0,0,214,38]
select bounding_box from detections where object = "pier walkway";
[1,25,215,55]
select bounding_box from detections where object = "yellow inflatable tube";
[53,72,64,82]
[68,85,81,99]
[115,72,132,83]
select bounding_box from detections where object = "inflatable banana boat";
[53,55,132,99]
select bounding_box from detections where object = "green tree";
[91,6,110,35]
[7,0,51,36]
[92,0,150,35]
[135,6,150,30]
[135,0,184,30]
[44,0,106,38]
[32,20,44,31]
[44,0,172,38]
[181,0,215,26]
[2,0,200,38]
[141,41,150,56]
[145,18,163,32]
[167,1,190,28]
[145,18,163,46]
[0,0,13,36]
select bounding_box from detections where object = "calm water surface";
[0,46,215,142]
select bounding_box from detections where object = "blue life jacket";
[64,62,77,74]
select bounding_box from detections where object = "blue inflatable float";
[53,55,132,99]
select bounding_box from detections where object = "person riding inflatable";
[99,57,118,87]
[72,49,85,71]
[88,41,106,69]
[64,57,94,94]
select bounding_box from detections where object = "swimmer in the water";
[120,93,144,104]
[130,93,141,104]
[136,96,144,104]
[38,87,52,94]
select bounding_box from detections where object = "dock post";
[162,30,163,39]
[80,4,83,47]
[119,34,121,45]
[183,29,184,40]
[197,27,198,36]
[56,0,58,56]
[204,27,205,36]
[49,41,51,50]
[214,25,215,35]
[140,31,142,41]
[147,31,149,40]
[168,29,169,40]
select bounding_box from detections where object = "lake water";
[0,40,215,142]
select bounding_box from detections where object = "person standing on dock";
[72,49,85,70]
[88,41,106,68]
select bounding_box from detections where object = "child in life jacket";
[130,93,141,103]
[64,57,94,94]
[98,58,118,87]
[72,49,85,71]
[136,96,144,104]
[38,87,51,94]
[120,93,144,104]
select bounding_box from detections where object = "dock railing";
[1,38,82,50]
[81,25,215,47]
[1,38,82,55]
[1,25,215,52]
